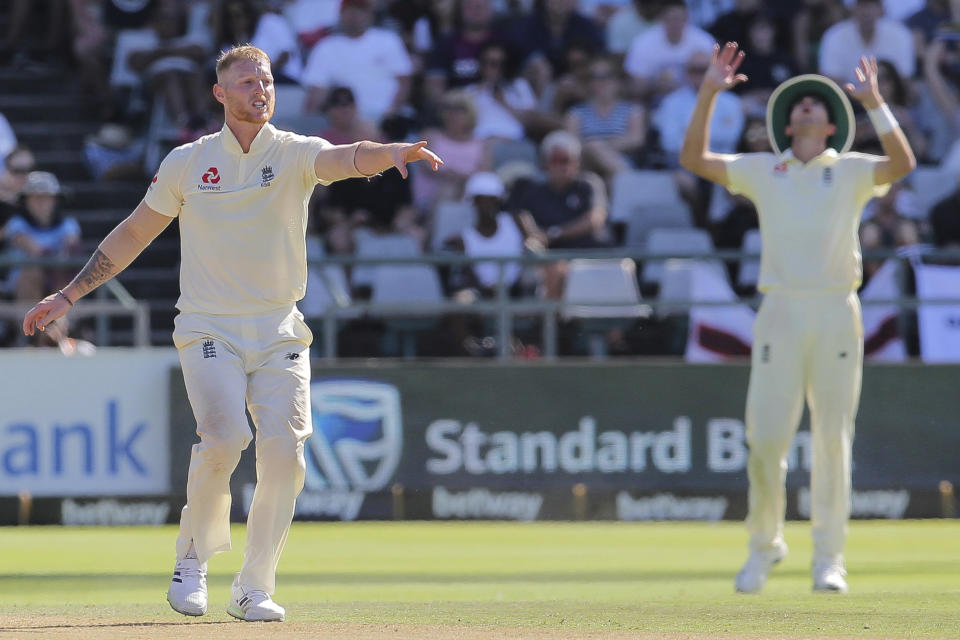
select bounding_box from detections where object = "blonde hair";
[440,89,478,131]
[216,44,271,82]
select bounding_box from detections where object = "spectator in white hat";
[445,171,527,355]
[5,171,80,302]
[447,171,525,297]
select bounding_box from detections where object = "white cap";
[464,171,505,199]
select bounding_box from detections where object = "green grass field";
[1,520,958,639]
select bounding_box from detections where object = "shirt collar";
[220,122,277,156]
[779,147,838,164]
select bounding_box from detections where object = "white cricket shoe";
[734,542,787,593]
[227,574,285,622]
[813,561,849,593]
[166,549,208,616]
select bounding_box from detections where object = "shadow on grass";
[0,621,232,631]
[1,569,760,584]
[0,562,949,588]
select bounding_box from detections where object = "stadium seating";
[489,138,539,170]
[272,85,334,136]
[302,236,353,317]
[430,200,476,253]
[351,230,422,290]
[909,165,956,219]
[657,259,696,318]
[737,228,762,290]
[561,258,649,356]
[610,170,693,247]
[371,264,445,358]
[273,84,308,120]
[641,227,715,287]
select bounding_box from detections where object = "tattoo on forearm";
[71,249,117,297]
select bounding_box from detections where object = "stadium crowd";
[1,0,960,357]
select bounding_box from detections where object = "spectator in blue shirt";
[5,171,80,302]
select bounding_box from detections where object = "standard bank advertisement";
[168,362,960,523]
[1,349,177,497]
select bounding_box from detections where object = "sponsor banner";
[1,349,178,497]
[0,495,182,526]
[164,362,960,521]
[61,497,171,526]
[432,486,543,521]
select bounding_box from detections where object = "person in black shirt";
[929,183,960,248]
[508,129,610,297]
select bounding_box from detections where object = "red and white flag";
[860,260,906,362]
[684,262,755,363]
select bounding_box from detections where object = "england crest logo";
[304,380,403,493]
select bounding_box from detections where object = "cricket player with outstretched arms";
[22,45,442,621]
[679,42,915,594]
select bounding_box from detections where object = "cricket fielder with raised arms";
[22,45,442,621]
[679,42,915,593]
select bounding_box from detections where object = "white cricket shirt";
[145,123,332,315]
[725,149,889,293]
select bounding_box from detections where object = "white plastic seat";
[371,264,445,359]
[737,228,762,289]
[909,165,955,219]
[657,259,695,317]
[301,236,356,324]
[371,264,444,305]
[273,84,307,120]
[490,138,538,169]
[351,231,422,289]
[430,200,476,252]
[561,259,648,320]
[610,170,693,246]
[642,227,715,286]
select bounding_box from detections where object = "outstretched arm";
[314,140,443,182]
[22,201,173,336]
[679,42,748,186]
[844,56,916,185]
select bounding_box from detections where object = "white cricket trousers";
[745,290,863,565]
[172,305,313,594]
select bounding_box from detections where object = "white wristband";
[867,103,898,136]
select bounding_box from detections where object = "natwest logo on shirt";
[199,167,222,191]
[773,162,788,176]
[201,167,221,184]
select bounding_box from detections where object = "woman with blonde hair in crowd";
[413,89,488,212]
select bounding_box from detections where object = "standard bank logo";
[295,380,402,520]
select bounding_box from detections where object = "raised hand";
[844,56,882,109]
[701,42,748,94]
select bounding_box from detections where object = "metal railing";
[0,256,151,347]
[306,246,960,360]
[3,247,960,357]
